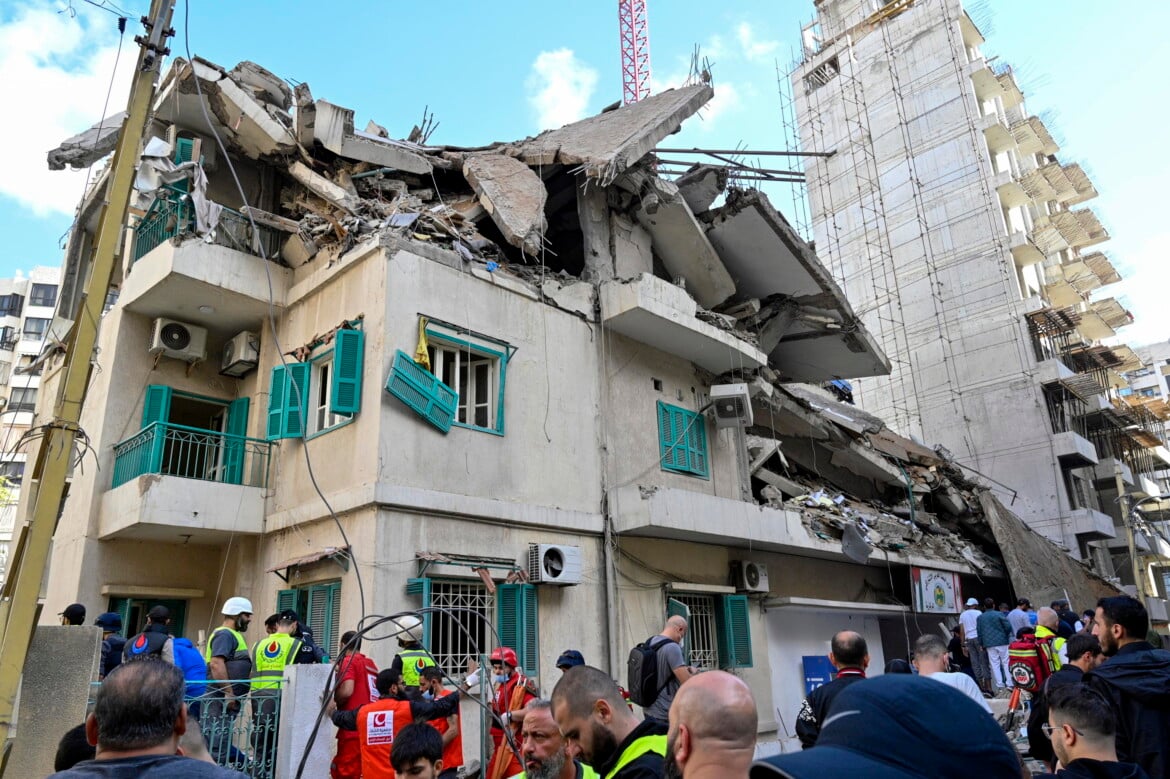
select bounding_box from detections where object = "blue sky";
[1,0,1166,344]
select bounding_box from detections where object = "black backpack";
[627,636,670,706]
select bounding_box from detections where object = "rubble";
[462,154,547,257]
[47,112,126,171]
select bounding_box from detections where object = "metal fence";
[111,422,272,489]
[89,681,283,779]
[132,186,282,263]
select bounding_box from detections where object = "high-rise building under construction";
[792,0,1165,575]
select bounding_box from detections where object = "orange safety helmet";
[490,646,519,668]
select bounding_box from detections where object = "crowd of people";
[44,594,1170,779]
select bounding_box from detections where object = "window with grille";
[429,580,495,675]
[668,592,753,670]
[29,284,57,309]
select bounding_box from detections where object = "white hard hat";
[393,615,422,641]
[222,596,254,616]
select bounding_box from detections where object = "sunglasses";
[1040,722,1084,740]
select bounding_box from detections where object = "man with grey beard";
[518,700,598,779]
[666,671,756,779]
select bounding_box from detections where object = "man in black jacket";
[1029,632,1104,769]
[1085,596,1170,779]
[1037,682,1150,779]
[795,631,868,749]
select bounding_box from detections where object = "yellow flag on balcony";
[414,317,431,372]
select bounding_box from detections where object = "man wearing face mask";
[485,647,538,779]
[203,596,254,768]
[420,666,462,779]
[332,670,464,778]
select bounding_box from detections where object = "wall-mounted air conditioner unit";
[730,560,770,593]
[710,383,753,429]
[150,318,207,363]
[528,544,583,585]
[221,331,260,377]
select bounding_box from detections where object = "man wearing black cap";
[556,650,586,673]
[279,609,327,664]
[750,675,1020,779]
[123,605,175,665]
[60,603,86,626]
[95,612,126,680]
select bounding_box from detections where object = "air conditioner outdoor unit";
[710,383,753,429]
[730,560,770,593]
[221,331,260,377]
[150,318,207,363]
[528,544,583,585]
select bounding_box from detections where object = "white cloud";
[0,4,131,217]
[526,49,598,130]
[736,23,780,64]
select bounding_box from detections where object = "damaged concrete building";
[25,55,1127,761]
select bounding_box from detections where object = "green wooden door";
[222,397,250,484]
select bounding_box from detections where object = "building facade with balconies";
[793,0,1162,576]
[0,265,60,586]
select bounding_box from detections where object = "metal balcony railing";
[111,422,271,489]
[132,184,282,263]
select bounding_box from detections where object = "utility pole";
[0,0,175,767]
[1115,458,1146,605]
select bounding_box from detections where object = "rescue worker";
[485,647,537,779]
[552,665,667,779]
[122,605,176,664]
[332,630,379,779]
[250,612,302,778]
[94,612,126,680]
[281,608,327,664]
[331,669,464,779]
[204,596,253,768]
[388,615,436,692]
[421,665,462,779]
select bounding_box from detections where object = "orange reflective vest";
[357,698,414,779]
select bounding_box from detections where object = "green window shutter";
[716,594,753,669]
[385,350,458,433]
[174,137,196,164]
[142,385,172,428]
[405,577,433,647]
[687,412,709,477]
[667,597,692,663]
[223,397,250,485]
[497,583,539,675]
[330,329,364,416]
[306,582,340,661]
[266,366,287,440]
[277,589,298,614]
[658,403,708,477]
[283,362,310,438]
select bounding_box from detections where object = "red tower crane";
[618,0,651,104]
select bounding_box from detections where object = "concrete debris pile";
[47,55,889,384]
[741,379,1004,574]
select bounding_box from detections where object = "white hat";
[392,615,423,641]
[222,596,254,616]
[965,597,980,606]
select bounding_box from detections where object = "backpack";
[627,636,670,706]
[1008,633,1056,692]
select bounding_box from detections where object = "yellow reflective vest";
[251,633,302,691]
[605,734,666,779]
[398,648,437,687]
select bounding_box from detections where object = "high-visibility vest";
[250,633,302,691]
[357,698,415,779]
[397,648,436,687]
[509,763,600,779]
[428,688,462,770]
[604,734,666,779]
[205,626,248,662]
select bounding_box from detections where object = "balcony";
[980,112,1014,152]
[122,187,293,335]
[100,422,271,542]
[1069,507,1116,541]
[1093,456,1135,489]
[1008,230,1045,267]
[993,170,1030,208]
[1053,430,1098,467]
[1012,116,1059,156]
[600,274,767,374]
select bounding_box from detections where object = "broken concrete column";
[675,164,729,213]
[610,213,652,278]
[294,83,316,148]
[288,161,360,213]
[462,154,548,257]
[575,175,613,281]
[47,112,126,170]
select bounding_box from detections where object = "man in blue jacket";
[1085,596,1170,779]
[173,636,209,720]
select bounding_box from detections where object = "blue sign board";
[802,655,836,695]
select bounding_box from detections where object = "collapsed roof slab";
[47,112,126,171]
[510,85,713,183]
[634,178,736,309]
[313,100,433,175]
[174,58,298,160]
[463,154,548,257]
[702,189,891,381]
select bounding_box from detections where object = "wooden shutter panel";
[330,329,364,416]
[277,589,299,615]
[497,583,539,676]
[716,594,753,668]
[142,385,172,428]
[283,363,310,439]
[266,366,287,440]
[223,397,250,485]
[385,350,458,433]
[405,577,433,647]
[306,582,340,661]
[687,413,708,476]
